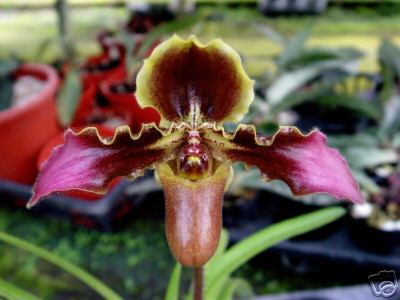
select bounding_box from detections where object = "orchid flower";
[28,35,362,268]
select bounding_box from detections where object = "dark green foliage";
[0,208,174,300]
[0,58,20,111]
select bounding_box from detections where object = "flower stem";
[194,266,204,300]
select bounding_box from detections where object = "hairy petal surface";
[202,125,363,203]
[157,162,232,267]
[136,35,254,127]
[28,125,186,208]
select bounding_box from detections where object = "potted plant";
[0,61,61,184]
[27,36,362,300]
[224,28,386,232]
[351,169,400,254]
[99,78,160,133]
[250,25,378,135]
[226,165,345,241]
[345,38,400,253]
[80,37,126,87]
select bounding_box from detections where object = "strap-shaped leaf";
[0,230,122,300]
[164,264,182,300]
[0,278,41,300]
[205,207,346,295]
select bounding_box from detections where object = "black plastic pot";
[258,0,329,16]
[223,190,345,242]
[224,187,400,277]
[294,103,374,135]
[350,218,400,255]
[126,3,174,34]
[0,176,149,231]
[254,283,398,300]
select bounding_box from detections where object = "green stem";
[0,231,122,300]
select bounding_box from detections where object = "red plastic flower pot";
[99,79,160,132]
[0,63,61,184]
[37,125,120,201]
[71,87,134,131]
[81,43,126,87]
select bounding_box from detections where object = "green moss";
[233,262,362,295]
[0,208,174,299]
[0,205,365,299]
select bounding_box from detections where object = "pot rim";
[0,63,59,120]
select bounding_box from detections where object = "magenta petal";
[28,125,184,208]
[203,126,363,203]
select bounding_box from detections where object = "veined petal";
[202,125,363,203]
[156,162,233,267]
[28,124,186,208]
[136,35,254,127]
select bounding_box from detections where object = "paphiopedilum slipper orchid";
[28,35,363,267]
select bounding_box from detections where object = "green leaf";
[268,74,342,114]
[286,47,363,70]
[139,13,204,58]
[267,67,321,106]
[278,24,312,72]
[378,64,394,103]
[328,133,378,148]
[0,76,13,111]
[205,207,346,294]
[379,95,400,138]
[121,31,137,74]
[229,167,260,190]
[316,93,382,121]
[0,230,123,300]
[165,264,182,300]
[0,59,20,78]
[217,278,253,300]
[35,37,56,61]
[0,278,41,300]
[379,38,400,78]
[392,132,400,148]
[57,68,81,127]
[267,62,360,110]
[343,147,398,169]
[352,170,380,195]
[255,23,286,45]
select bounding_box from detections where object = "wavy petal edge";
[136,35,255,126]
[201,124,364,203]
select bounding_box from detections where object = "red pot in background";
[70,82,135,131]
[0,63,61,184]
[99,79,160,132]
[81,42,126,87]
[37,126,120,201]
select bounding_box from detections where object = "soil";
[11,75,45,108]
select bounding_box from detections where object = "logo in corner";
[369,270,398,298]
